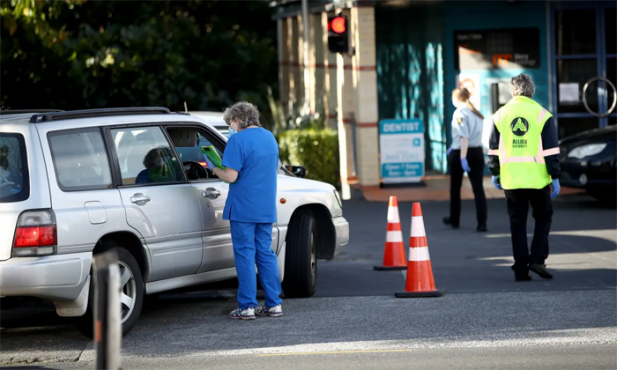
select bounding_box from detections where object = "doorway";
[551,2,616,138]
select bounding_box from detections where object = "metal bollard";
[93,251,122,370]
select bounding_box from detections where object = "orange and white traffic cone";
[374,196,407,271]
[395,202,445,297]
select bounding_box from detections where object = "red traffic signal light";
[330,16,346,34]
[328,15,349,53]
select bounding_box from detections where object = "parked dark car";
[559,125,617,204]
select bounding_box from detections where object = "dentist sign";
[379,119,425,184]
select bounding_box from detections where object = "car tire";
[282,209,317,298]
[77,245,144,338]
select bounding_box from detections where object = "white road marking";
[159,330,617,358]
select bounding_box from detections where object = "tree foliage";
[1,0,278,123]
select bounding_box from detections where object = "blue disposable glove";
[447,147,452,156]
[550,179,560,199]
[461,158,471,172]
[203,154,216,170]
[492,175,502,190]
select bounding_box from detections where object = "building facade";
[271,0,616,198]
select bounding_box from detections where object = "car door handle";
[130,193,151,204]
[203,188,221,199]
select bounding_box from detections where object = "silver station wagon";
[0,108,349,337]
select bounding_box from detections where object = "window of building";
[555,9,597,56]
[606,10,616,56]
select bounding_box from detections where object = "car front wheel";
[282,209,317,298]
[77,245,144,338]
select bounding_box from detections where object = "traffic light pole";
[301,0,311,116]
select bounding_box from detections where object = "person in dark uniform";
[488,74,561,282]
[444,87,488,232]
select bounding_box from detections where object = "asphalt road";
[1,193,616,369]
[316,192,616,297]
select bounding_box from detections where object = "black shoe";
[511,265,531,281]
[529,264,553,279]
[515,275,532,282]
[476,223,487,232]
[442,217,459,229]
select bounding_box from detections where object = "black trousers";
[448,147,487,226]
[504,186,553,275]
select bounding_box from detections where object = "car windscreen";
[212,126,294,176]
[0,133,30,202]
[175,136,224,164]
[217,127,229,138]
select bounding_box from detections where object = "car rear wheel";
[282,209,317,298]
[77,245,144,338]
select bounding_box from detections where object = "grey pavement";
[1,193,616,369]
[9,345,616,370]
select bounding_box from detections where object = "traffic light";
[328,15,348,54]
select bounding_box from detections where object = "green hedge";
[277,128,340,188]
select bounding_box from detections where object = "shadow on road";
[4,288,615,361]
[1,196,615,362]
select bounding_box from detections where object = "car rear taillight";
[12,210,57,257]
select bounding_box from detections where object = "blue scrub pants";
[230,221,282,309]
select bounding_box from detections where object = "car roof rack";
[29,107,171,123]
[0,109,65,115]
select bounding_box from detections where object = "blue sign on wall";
[379,119,425,183]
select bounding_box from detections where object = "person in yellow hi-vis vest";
[488,74,561,282]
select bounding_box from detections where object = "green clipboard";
[200,145,225,169]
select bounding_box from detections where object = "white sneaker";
[255,302,283,317]
[229,307,256,320]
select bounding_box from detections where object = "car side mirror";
[285,165,307,178]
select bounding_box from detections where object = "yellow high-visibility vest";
[489,96,558,190]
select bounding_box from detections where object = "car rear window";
[48,129,113,191]
[0,133,30,203]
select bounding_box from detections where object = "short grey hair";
[511,73,535,98]
[222,102,261,129]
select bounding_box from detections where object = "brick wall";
[278,6,381,192]
[351,7,380,187]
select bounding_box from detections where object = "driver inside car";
[136,148,178,184]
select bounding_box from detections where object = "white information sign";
[559,82,580,104]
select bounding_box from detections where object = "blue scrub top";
[222,127,278,223]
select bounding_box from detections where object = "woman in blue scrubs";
[206,102,283,320]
